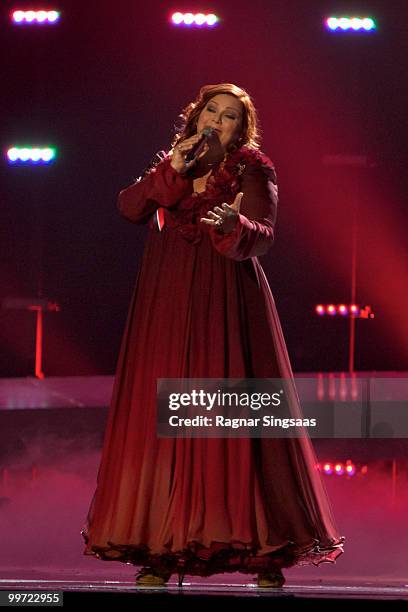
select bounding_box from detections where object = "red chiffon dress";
[81,145,345,577]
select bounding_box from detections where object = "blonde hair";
[170,83,261,154]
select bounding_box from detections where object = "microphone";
[184,127,214,165]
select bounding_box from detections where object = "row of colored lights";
[171,12,218,26]
[9,10,377,32]
[316,303,360,316]
[326,17,376,31]
[315,304,374,317]
[7,147,56,163]
[12,10,60,23]
[317,461,368,476]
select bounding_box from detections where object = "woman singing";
[81,83,344,588]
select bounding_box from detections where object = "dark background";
[1,0,407,377]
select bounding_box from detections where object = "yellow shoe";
[257,570,285,588]
[135,568,171,586]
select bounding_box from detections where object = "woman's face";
[196,93,244,151]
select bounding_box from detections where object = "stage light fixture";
[11,10,60,24]
[314,304,374,318]
[317,460,359,477]
[325,16,376,32]
[170,12,219,27]
[7,146,56,164]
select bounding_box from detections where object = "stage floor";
[1,570,408,605]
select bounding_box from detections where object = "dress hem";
[81,529,344,577]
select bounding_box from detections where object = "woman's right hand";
[170,133,209,174]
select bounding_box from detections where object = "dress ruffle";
[81,528,344,577]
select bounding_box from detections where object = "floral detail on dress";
[236,162,246,176]
[162,146,277,245]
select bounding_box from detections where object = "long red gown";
[81,145,345,577]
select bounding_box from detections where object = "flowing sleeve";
[117,155,193,224]
[208,156,278,261]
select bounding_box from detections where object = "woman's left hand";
[200,192,244,233]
